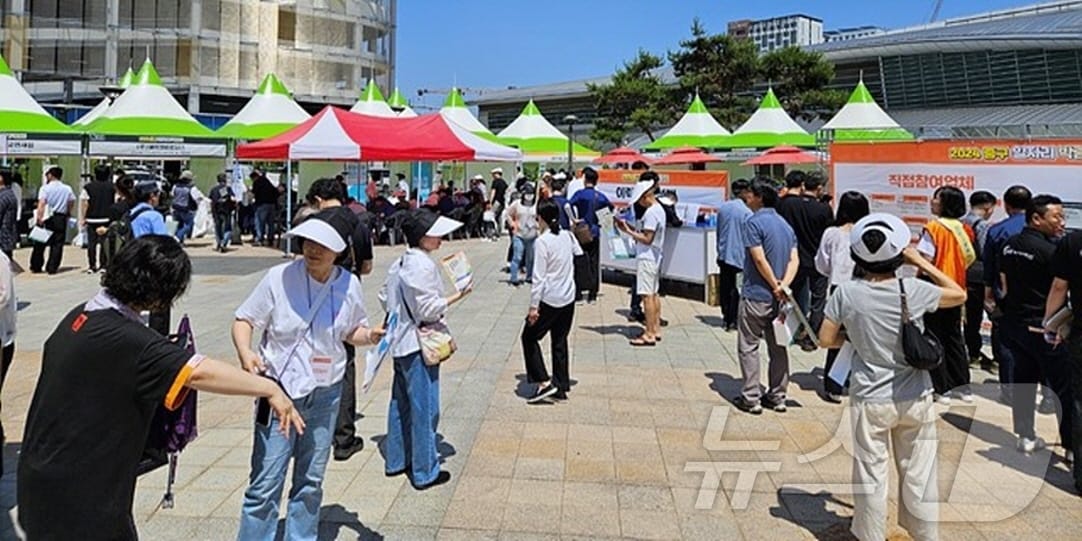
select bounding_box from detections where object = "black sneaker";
[552,390,568,401]
[628,311,646,323]
[762,396,788,412]
[412,470,452,491]
[732,396,763,415]
[333,436,365,461]
[527,384,559,404]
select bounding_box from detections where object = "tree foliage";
[759,46,848,121]
[668,18,760,127]
[588,20,848,143]
[587,50,675,146]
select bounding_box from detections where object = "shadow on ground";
[770,487,855,540]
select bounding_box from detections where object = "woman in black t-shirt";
[17,236,305,540]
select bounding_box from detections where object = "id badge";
[310,356,333,386]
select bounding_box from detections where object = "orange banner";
[831,139,1082,166]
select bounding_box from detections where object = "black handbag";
[899,279,944,370]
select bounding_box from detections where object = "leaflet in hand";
[362,311,399,393]
[440,251,474,292]
[596,207,633,260]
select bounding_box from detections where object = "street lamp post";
[563,114,578,172]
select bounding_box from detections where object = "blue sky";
[396,0,1036,111]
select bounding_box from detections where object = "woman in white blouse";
[380,209,471,490]
[813,191,869,403]
[522,199,583,403]
[232,218,383,540]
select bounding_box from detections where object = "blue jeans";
[510,236,535,285]
[384,351,441,485]
[237,382,341,541]
[254,203,275,243]
[173,208,194,244]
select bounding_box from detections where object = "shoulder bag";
[398,272,456,366]
[899,278,944,370]
[571,192,597,245]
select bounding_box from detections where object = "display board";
[0,133,82,156]
[596,169,728,215]
[831,140,1082,237]
[88,135,227,158]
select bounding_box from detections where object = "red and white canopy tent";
[593,146,654,166]
[236,105,523,161]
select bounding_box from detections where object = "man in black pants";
[305,178,374,461]
[81,165,115,273]
[776,172,832,350]
[30,167,76,275]
[568,167,613,304]
[961,190,996,369]
[715,179,753,330]
[1000,195,1073,457]
[1045,216,1082,493]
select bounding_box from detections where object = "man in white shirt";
[30,167,76,275]
[617,180,666,345]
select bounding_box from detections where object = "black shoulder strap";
[899,278,911,324]
[130,206,152,221]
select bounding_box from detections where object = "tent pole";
[284,159,292,257]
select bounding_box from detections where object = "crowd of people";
[7,156,1082,540]
[715,170,1082,539]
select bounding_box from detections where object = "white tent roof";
[439,88,492,134]
[821,80,903,130]
[225,74,309,127]
[733,88,808,136]
[663,94,731,137]
[349,80,396,118]
[497,100,566,139]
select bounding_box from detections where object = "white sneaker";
[1017,436,1047,454]
[1067,451,1075,465]
[936,394,952,406]
[960,392,975,403]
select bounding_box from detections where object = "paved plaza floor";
[0,236,1079,540]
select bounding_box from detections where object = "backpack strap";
[899,278,911,324]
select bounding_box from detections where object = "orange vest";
[925,218,976,287]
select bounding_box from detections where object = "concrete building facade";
[727,14,824,52]
[0,0,396,114]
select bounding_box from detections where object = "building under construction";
[0,0,396,116]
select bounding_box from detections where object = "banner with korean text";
[596,168,728,223]
[831,140,1082,237]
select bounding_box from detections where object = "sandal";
[629,337,656,347]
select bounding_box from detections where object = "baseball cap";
[850,213,911,263]
[472,174,484,180]
[180,170,194,181]
[491,167,503,174]
[402,209,463,246]
[630,180,655,205]
[286,218,346,253]
[133,181,160,199]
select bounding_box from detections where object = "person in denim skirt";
[232,218,383,540]
[380,209,472,490]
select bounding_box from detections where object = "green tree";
[587,50,675,146]
[759,46,847,121]
[667,18,760,127]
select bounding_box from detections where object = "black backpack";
[106,206,151,254]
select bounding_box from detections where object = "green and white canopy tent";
[74,66,136,128]
[439,88,497,140]
[216,73,311,140]
[389,87,418,118]
[349,80,397,118]
[497,100,598,162]
[820,79,913,141]
[723,88,815,149]
[0,52,82,156]
[82,59,225,157]
[643,94,731,151]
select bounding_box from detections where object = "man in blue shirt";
[735,178,799,415]
[715,179,752,331]
[131,182,167,238]
[983,185,1032,396]
[568,168,613,304]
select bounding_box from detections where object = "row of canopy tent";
[643,80,913,153]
